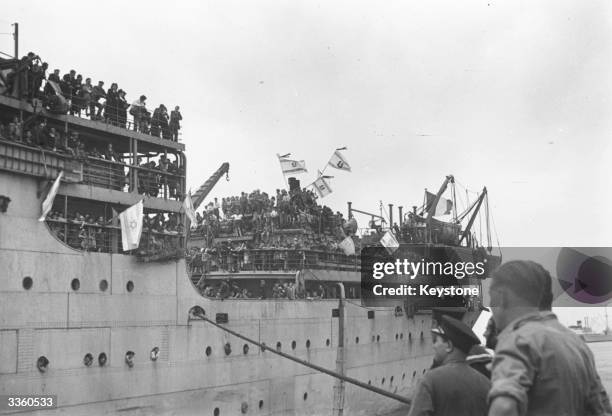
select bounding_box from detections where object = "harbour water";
[378,341,612,416]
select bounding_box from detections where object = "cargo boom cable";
[191,310,411,406]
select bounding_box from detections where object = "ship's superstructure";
[1,43,499,416]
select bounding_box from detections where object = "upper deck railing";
[0,138,185,202]
[0,94,185,152]
[187,248,360,275]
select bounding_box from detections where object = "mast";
[13,22,18,59]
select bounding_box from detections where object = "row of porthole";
[36,348,160,372]
[37,334,428,371]
[356,332,424,344]
[366,369,428,387]
[22,277,134,292]
[207,338,329,357]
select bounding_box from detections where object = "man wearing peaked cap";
[408,315,490,416]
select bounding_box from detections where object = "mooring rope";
[192,311,411,405]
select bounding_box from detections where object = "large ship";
[0,39,500,415]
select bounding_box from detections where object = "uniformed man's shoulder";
[426,362,490,385]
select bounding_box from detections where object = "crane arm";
[458,187,487,245]
[191,162,230,211]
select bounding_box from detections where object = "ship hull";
[0,171,482,415]
[582,334,612,343]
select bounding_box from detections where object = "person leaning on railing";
[90,81,106,120]
[130,95,147,132]
[116,89,129,128]
[104,83,119,125]
[169,106,182,141]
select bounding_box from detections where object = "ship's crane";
[191,162,230,211]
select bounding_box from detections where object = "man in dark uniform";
[488,260,612,416]
[408,315,491,416]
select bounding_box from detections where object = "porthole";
[241,401,248,414]
[259,400,264,409]
[98,352,107,367]
[376,335,380,342]
[243,344,249,355]
[400,333,404,340]
[291,340,296,350]
[276,341,282,351]
[125,351,135,368]
[83,353,93,367]
[412,371,416,378]
[71,278,80,291]
[409,332,412,341]
[402,373,406,380]
[420,331,424,340]
[390,376,394,384]
[126,280,134,292]
[371,335,375,342]
[224,343,232,356]
[355,337,359,344]
[22,276,33,290]
[382,377,385,385]
[205,346,212,357]
[99,279,108,292]
[368,380,371,385]
[213,408,220,416]
[325,338,330,347]
[37,356,49,372]
[150,347,160,361]
[303,392,308,401]
[422,369,426,374]
[306,339,311,349]
[395,333,399,340]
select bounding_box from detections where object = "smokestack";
[388,204,393,228]
[398,206,403,227]
[347,201,352,219]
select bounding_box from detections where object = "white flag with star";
[327,149,351,172]
[119,200,144,251]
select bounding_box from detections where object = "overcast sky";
[3,1,611,324]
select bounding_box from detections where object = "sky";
[2,1,611,326]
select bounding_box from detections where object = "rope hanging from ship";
[188,306,412,406]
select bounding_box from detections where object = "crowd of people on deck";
[197,277,333,300]
[192,187,357,245]
[1,52,182,140]
[46,209,183,255]
[187,186,361,275]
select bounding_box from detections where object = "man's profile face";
[432,334,450,365]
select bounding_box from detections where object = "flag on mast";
[38,171,64,221]
[380,230,400,254]
[119,200,144,251]
[327,148,351,172]
[182,192,197,224]
[277,153,308,175]
[425,191,453,216]
[339,236,356,255]
[313,175,332,198]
